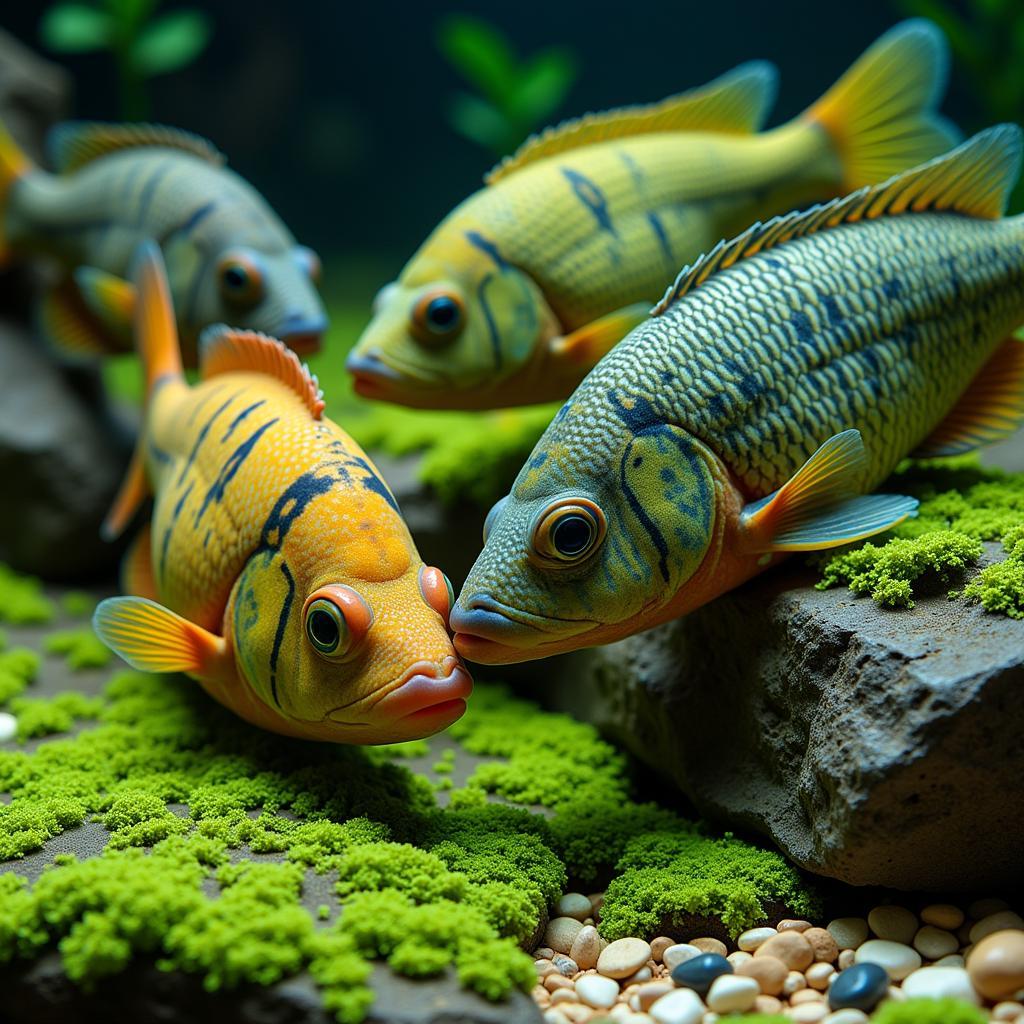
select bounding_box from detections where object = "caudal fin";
[0,120,32,265]
[803,19,960,191]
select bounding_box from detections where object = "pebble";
[624,966,652,984]
[783,970,808,995]
[0,712,15,743]
[575,974,620,1009]
[901,965,980,1004]
[545,917,585,954]
[545,975,573,992]
[755,931,814,971]
[705,974,759,1013]
[967,928,1024,1001]
[552,954,578,977]
[912,924,958,960]
[854,939,921,980]
[536,947,555,959]
[556,893,593,922]
[670,953,732,997]
[636,981,674,1011]
[970,897,1010,920]
[933,953,965,967]
[550,988,579,1005]
[779,919,813,933]
[587,893,605,921]
[837,950,856,970]
[755,995,783,1014]
[726,951,752,967]
[827,919,869,951]
[823,1011,869,1024]
[791,988,826,1004]
[598,938,653,980]
[920,903,965,931]
[804,927,840,963]
[970,911,1024,944]
[737,927,777,952]
[867,906,918,946]
[544,1011,570,1024]
[690,937,727,957]
[650,936,674,962]
[993,1002,1024,1021]
[828,962,890,1013]
[736,954,787,996]
[649,987,705,1024]
[663,944,702,971]
[790,1004,828,1023]
[806,962,836,989]
[569,925,601,970]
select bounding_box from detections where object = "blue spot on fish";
[561,167,617,237]
[790,311,813,345]
[822,293,845,325]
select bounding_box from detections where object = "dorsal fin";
[653,124,1022,316]
[199,327,325,419]
[48,121,225,174]
[485,60,778,186]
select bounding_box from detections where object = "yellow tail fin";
[0,120,32,265]
[130,240,183,395]
[803,19,960,191]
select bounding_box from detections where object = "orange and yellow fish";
[93,243,470,744]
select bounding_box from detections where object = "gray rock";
[0,26,71,160]
[544,543,1024,890]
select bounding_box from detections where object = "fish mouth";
[279,318,328,356]
[346,349,483,406]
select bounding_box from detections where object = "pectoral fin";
[38,276,127,359]
[549,302,650,371]
[93,596,228,680]
[102,442,149,541]
[74,266,136,338]
[741,429,918,551]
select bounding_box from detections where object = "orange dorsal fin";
[48,121,224,174]
[199,326,325,419]
[485,60,777,185]
[654,124,1022,316]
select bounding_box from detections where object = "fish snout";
[449,594,529,642]
[278,312,328,355]
[345,349,404,397]
[372,655,473,724]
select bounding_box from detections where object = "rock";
[790,1005,828,1023]
[705,974,759,1013]
[540,548,1024,889]
[551,954,577,977]
[970,911,1024,944]
[755,931,814,972]
[648,988,704,1024]
[828,919,869,951]
[806,963,836,990]
[779,919,813,933]
[913,925,958,960]
[867,906,918,945]
[838,950,856,970]
[649,937,674,962]
[554,893,592,922]
[824,1011,869,1024]
[0,711,16,742]
[804,927,840,963]
[737,927,777,952]
[574,974,618,1009]
[689,937,726,957]
[992,1002,1024,1021]
[967,929,1024,1001]
[854,940,921,981]
[756,995,784,1015]
[669,953,731,996]
[636,982,673,1011]
[901,965,979,1003]
[736,954,787,996]
[596,938,651,980]
[662,944,701,971]
[544,918,583,955]
[934,954,966,968]
[827,963,890,1013]
[920,904,965,931]
[568,926,600,971]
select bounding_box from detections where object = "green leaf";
[508,48,576,127]
[40,4,113,53]
[437,15,518,108]
[130,9,210,76]
[106,0,158,33]
[446,92,517,156]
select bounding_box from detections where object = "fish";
[449,125,1024,664]
[0,121,327,363]
[347,20,960,410]
[92,242,471,743]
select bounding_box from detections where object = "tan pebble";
[570,926,602,971]
[584,918,595,927]
[913,924,958,960]
[546,917,585,954]
[885,985,906,1002]
[703,1013,719,1024]
[804,928,839,963]
[992,1001,1024,1021]
[736,955,787,996]
[663,944,702,971]
[550,988,580,1005]
[727,951,753,967]
[827,918,869,951]
[970,911,1024,945]
[837,949,855,970]
[755,995,783,1014]
[536,947,555,959]
[755,931,814,971]
[553,954,579,977]
[737,926,778,952]
[637,982,674,1011]
[783,969,808,995]
[533,984,551,999]
[691,937,728,957]
[544,1010,571,1024]
[789,1003,828,1023]
[791,987,825,1004]
[545,975,574,992]
[536,960,556,978]
[650,937,674,962]
[624,967,652,984]
[867,906,918,945]
[561,1005,593,1023]
[778,919,813,933]
[970,897,1010,920]
[823,1010,869,1024]
[588,893,605,921]
[957,920,975,945]
[806,962,835,989]
[920,903,965,931]
[967,929,1024,1001]
[598,938,654,980]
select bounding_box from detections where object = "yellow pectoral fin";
[741,429,918,552]
[38,276,126,359]
[93,596,229,682]
[102,442,149,541]
[549,303,651,373]
[74,267,136,338]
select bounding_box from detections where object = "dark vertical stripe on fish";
[269,561,295,709]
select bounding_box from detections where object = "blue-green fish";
[0,120,326,363]
[451,126,1024,664]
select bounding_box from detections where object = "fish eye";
[483,495,509,543]
[411,289,465,346]
[302,586,374,662]
[530,498,606,567]
[217,252,264,306]
[293,246,321,284]
[418,565,455,627]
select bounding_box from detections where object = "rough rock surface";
[544,543,1024,891]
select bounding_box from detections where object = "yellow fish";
[348,20,959,409]
[93,243,471,744]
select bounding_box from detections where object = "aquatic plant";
[871,998,988,1024]
[40,0,211,119]
[437,14,577,157]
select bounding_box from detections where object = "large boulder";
[542,543,1024,891]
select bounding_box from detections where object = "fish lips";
[278,316,328,356]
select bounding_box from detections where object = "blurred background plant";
[39,0,210,120]
[437,13,577,157]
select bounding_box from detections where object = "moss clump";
[961,522,1024,617]
[60,592,95,618]
[871,999,988,1024]
[0,648,40,705]
[10,692,103,740]
[45,629,112,670]
[0,565,54,625]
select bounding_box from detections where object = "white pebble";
[933,953,965,968]
[824,1011,869,1024]
[662,943,702,971]
[544,1011,571,1024]
[706,975,759,1013]
[726,951,752,967]
[992,1002,1024,1021]
[790,1004,828,1023]
[806,962,835,989]
[901,965,980,1004]
[913,925,958,960]
[827,918,869,950]
[855,939,922,980]
[969,911,1024,944]
[837,949,856,970]
[556,893,593,921]
[575,974,620,1009]
[624,966,652,984]
[569,925,601,970]
[867,906,918,945]
[737,927,778,952]
[649,987,705,1024]
[783,970,807,995]
[0,712,16,743]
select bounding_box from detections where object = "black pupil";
[308,609,339,650]
[426,297,458,330]
[223,266,248,291]
[552,515,593,557]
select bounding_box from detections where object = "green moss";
[0,648,40,705]
[10,692,104,740]
[871,999,988,1024]
[0,565,54,625]
[961,521,1024,617]
[45,629,113,670]
[60,592,95,618]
